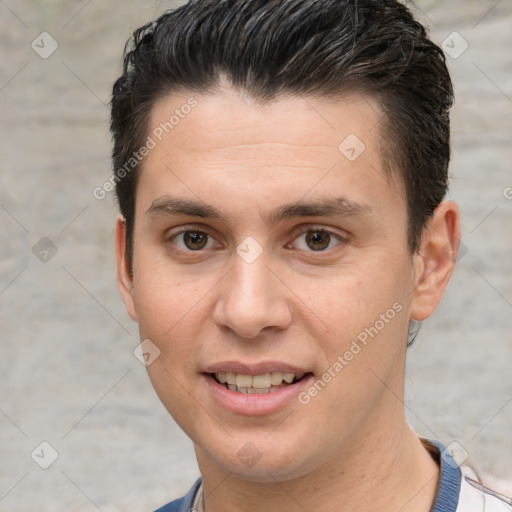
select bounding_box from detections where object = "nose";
[212,250,293,339]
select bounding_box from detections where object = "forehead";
[136,87,404,226]
[147,88,383,162]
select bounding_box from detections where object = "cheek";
[145,361,203,443]
[306,265,405,335]
[131,259,210,337]
[304,264,411,395]
[132,270,206,424]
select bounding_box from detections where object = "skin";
[115,87,460,512]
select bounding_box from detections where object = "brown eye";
[289,227,345,253]
[183,231,209,250]
[305,231,332,251]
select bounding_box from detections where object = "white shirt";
[457,465,512,511]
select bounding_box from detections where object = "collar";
[421,438,462,512]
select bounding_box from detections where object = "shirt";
[153,439,512,512]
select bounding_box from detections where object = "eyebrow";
[145,195,374,224]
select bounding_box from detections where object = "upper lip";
[204,361,311,375]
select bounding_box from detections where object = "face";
[115,87,458,482]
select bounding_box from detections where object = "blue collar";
[424,439,462,512]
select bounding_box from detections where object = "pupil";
[184,231,207,250]
[307,231,330,251]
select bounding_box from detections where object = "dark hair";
[110,0,454,268]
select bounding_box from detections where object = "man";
[110,1,511,510]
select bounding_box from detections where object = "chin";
[195,432,323,483]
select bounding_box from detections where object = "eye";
[290,228,344,252]
[169,230,217,251]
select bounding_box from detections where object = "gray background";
[0,0,511,510]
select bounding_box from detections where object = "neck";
[195,422,439,512]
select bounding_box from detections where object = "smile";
[212,372,307,394]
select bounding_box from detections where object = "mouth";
[210,371,311,394]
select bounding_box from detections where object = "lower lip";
[203,374,315,416]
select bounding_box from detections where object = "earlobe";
[114,215,138,322]
[410,201,460,321]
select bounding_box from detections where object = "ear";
[410,201,460,321]
[114,215,138,322]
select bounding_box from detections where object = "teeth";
[283,373,295,383]
[252,373,271,388]
[214,371,305,393]
[247,387,269,394]
[235,374,253,388]
[271,372,283,385]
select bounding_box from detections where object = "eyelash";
[165,226,347,254]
